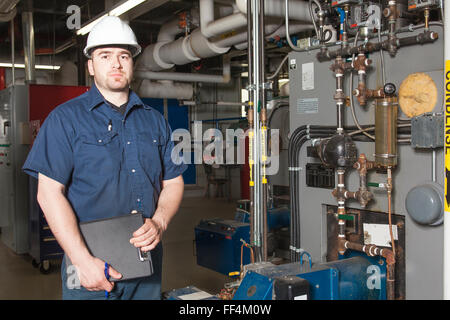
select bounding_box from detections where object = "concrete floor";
[0,192,238,300]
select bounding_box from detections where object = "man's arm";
[130,175,184,251]
[37,173,121,291]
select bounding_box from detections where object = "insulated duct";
[230,22,315,49]
[137,28,230,72]
[137,0,314,72]
[200,0,247,38]
[235,0,313,22]
[135,54,231,83]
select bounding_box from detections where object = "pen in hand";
[104,262,110,299]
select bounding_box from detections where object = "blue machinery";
[194,207,387,300]
[194,207,290,276]
[233,251,387,300]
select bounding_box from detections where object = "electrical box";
[411,113,444,148]
[408,0,440,11]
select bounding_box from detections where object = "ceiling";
[0,0,197,61]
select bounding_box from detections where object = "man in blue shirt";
[22,16,186,299]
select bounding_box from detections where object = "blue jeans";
[61,243,162,300]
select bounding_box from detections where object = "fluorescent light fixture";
[76,0,146,36]
[109,0,146,16]
[0,63,61,70]
[76,14,107,36]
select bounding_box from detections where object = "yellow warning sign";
[445,60,450,212]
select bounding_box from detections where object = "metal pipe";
[246,0,255,250]
[11,16,14,86]
[284,0,302,51]
[260,0,268,262]
[341,240,396,299]
[316,30,439,62]
[21,1,35,83]
[336,73,344,132]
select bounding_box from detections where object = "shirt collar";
[86,83,149,111]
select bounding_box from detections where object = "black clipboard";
[66,213,154,281]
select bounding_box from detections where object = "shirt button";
[131,169,136,173]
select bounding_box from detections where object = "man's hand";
[129,218,165,252]
[74,256,122,292]
[129,175,184,252]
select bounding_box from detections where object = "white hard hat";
[83,16,141,58]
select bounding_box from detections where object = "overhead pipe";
[231,22,314,50]
[200,0,247,38]
[139,0,315,72]
[138,27,230,71]
[135,54,231,83]
[213,21,283,48]
[200,0,314,39]
[235,0,313,22]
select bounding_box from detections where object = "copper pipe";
[352,153,375,207]
[424,8,430,31]
[331,57,352,132]
[340,239,396,299]
[387,167,396,257]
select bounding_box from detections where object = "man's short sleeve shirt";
[23,84,187,222]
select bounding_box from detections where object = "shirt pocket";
[79,131,122,175]
[137,132,163,181]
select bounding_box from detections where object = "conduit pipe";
[443,0,450,300]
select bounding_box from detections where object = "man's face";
[87,47,133,93]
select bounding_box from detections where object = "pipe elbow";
[235,0,247,14]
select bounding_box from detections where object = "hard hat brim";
[84,43,142,59]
